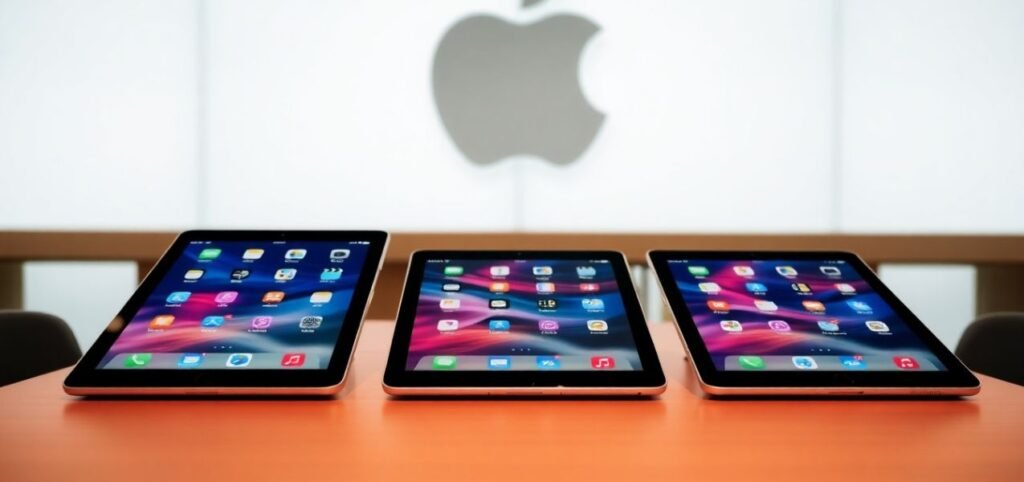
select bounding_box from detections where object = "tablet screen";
[665,258,948,372]
[99,240,373,370]
[405,257,644,371]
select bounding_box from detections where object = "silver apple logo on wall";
[432,0,604,165]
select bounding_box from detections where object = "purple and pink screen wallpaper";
[667,259,946,372]
[99,240,372,370]
[406,258,643,371]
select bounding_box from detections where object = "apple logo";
[432,0,604,165]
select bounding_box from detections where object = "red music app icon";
[892,356,919,370]
[281,353,306,368]
[591,356,615,369]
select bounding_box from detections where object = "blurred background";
[1,0,1022,354]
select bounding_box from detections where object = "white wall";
[3,0,1022,348]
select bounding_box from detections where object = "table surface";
[2,322,1022,482]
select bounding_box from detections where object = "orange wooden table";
[2,322,1022,482]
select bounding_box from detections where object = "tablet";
[383,251,666,395]
[648,251,980,396]
[64,230,388,395]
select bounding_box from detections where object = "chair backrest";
[0,311,82,386]
[955,312,1024,386]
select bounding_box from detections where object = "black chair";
[955,312,1024,386]
[0,311,82,386]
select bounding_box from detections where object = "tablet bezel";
[383,250,666,391]
[648,250,980,391]
[64,230,388,392]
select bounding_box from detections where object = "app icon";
[754,300,778,312]
[299,316,323,329]
[792,356,818,369]
[251,316,273,330]
[201,316,225,328]
[776,266,798,277]
[865,320,890,333]
[166,291,191,304]
[835,283,856,294]
[533,266,553,276]
[745,282,767,293]
[733,266,755,277]
[576,266,597,278]
[839,355,867,370]
[579,283,599,292]
[284,249,307,260]
[432,356,457,370]
[591,356,615,369]
[123,353,152,368]
[707,300,730,312]
[226,353,253,367]
[538,320,559,332]
[262,291,285,304]
[817,320,840,332]
[184,269,205,280]
[488,356,511,370]
[893,356,920,370]
[768,320,791,332]
[230,269,251,281]
[490,266,510,277]
[330,249,350,260]
[214,291,238,304]
[737,355,764,370]
[320,267,343,281]
[274,268,297,281]
[720,320,743,332]
[149,315,175,330]
[310,291,333,304]
[437,319,459,332]
[847,300,872,313]
[698,282,721,294]
[803,300,826,312]
[281,353,305,367]
[177,353,203,368]
[489,299,509,309]
[490,282,510,293]
[535,282,555,294]
[587,320,608,332]
[820,266,842,276]
[791,283,811,293]
[536,356,561,370]
[688,266,710,277]
[443,266,464,276]
[488,319,510,331]
[442,283,461,292]
[242,248,264,260]
[582,298,605,311]
[537,299,557,310]
[198,248,222,260]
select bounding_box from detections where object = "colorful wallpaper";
[667,259,947,371]
[406,258,643,371]
[100,240,371,370]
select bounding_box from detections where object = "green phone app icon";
[443,266,464,276]
[198,248,222,260]
[737,355,765,370]
[432,356,457,370]
[124,353,153,368]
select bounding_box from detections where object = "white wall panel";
[203,1,519,230]
[0,0,199,229]
[878,265,976,349]
[519,0,836,231]
[840,0,1024,232]
[23,262,139,350]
